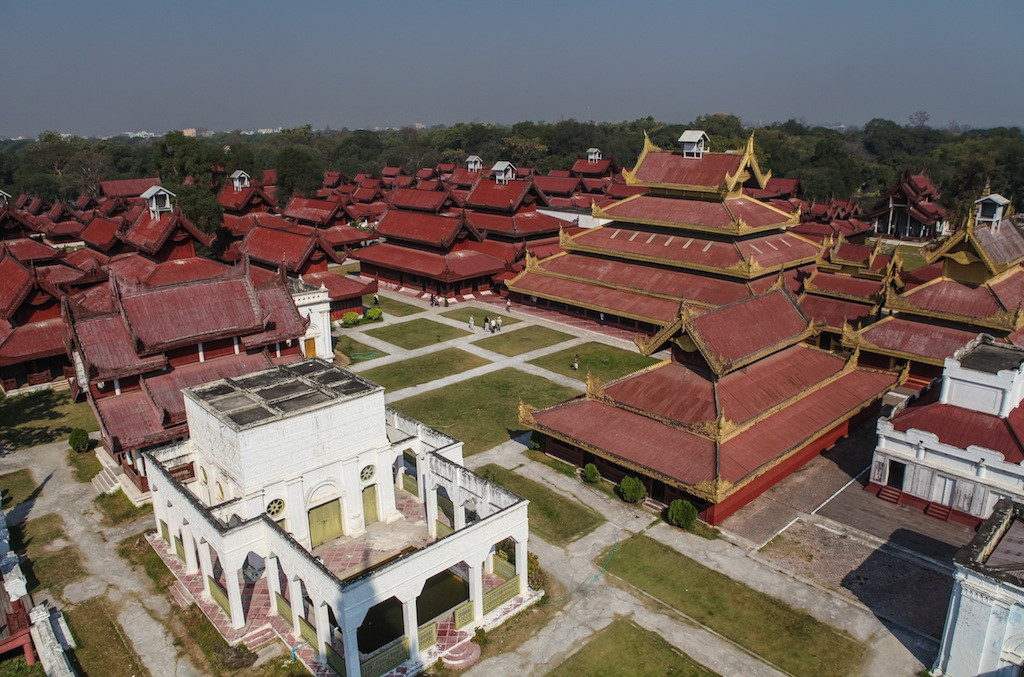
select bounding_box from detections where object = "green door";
[308,500,342,547]
[362,485,378,526]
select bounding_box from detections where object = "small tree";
[582,463,600,484]
[68,428,90,453]
[619,476,647,504]
[527,551,545,590]
[666,499,698,530]
[365,307,383,321]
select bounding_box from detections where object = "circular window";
[360,465,376,482]
[266,498,285,519]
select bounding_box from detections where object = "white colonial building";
[935,498,1024,676]
[146,359,537,676]
[870,335,1024,527]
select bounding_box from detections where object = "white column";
[425,486,438,539]
[469,561,484,622]
[182,527,199,575]
[265,556,281,611]
[226,568,245,630]
[289,576,304,632]
[315,601,331,659]
[453,494,466,530]
[151,492,165,535]
[198,541,213,596]
[342,621,361,677]
[403,598,419,658]
[515,537,528,592]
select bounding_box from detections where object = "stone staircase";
[91,465,122,495]
[876,485,902,504]
[442,640,481,670]
[241,625,277,650]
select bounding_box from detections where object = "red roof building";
[508,133,819,339]
[868,171,947,240]
[66,255,310,493]
[523,288,901,524]
[98,176,161,198]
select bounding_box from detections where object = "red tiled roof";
[464,179,541,212]
[900,279,1002,319]
[99,176,160,198]
[145,353,271,426]
[532,175,580,197]
[464,209,562,237]
[631,151,742,189]
[806,272,883,300]
[64,247,109,271]
[282,197,347,226]
[0,256,33,319]
[80,217,122,251]
[121,209,213,254]
[891,402,1024,463]
[238,222,341,271]
[2,237,58,262]
[144,257,232,287]
[74,313,168,380]
[0,317,67,366]
[600,195,790,232]
[376,210,470,248]
[860,316,980,363]
[240,280,310,350]
[799,294,876,328]
[94,390,172,452]
[571,158,613,176]
[355,243,505,282]
[687,289,808,373]
[509,271,681,325]
[301,271,376,302]
[322,223,366,247]
[389,188,451,213]
[974,223,1024,270]
[539,253,752,306]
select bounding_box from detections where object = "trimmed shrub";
[341,311,360,325]
[68,428,90,453]
[527,551,545,590]
[365,307,383,321]
[582,463,600,484]
[473,627,488,647]
[666,499,698,530]
[619,476,647,504]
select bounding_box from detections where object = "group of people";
[428,293,448,307]
[469,315,503,333]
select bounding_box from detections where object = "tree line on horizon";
[1,113,1021,230]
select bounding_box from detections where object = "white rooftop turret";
[586,147,602,163]
[491,161,517,185]
[678,130,710,159]
[466,155,483,172]
[976,193,1010,231]
[140,186,175,220]
[230,169,251,192]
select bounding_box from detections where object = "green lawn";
[548,617,717,677]
[67,449,102,483]
[894,244,930,271]
[63,597,147,677]
[390,368,580,455]
[600,535,866,677]
[529,341,659,382]
[334,334,388,363]
[479,464,604,545]
[441,307,520,327]
[11,513,86,597]
[0,470,37,509]
[0,390,99,451]
[359,348,489,392]
[362,294,423,317]
[0,655,44,676]
[364,318,470,350]
[94,490,153,526]
[118,533,176,591]
[473,325,572,357]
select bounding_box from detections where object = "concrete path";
[0,440,200,677]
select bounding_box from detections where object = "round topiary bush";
[365,307,383,321]
[619,476,647,504]
[582,463,600,484]
[342,311,360,325]
[68,428,90,453]
[666,499,698,530]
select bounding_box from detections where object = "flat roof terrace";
[185,358,381,431]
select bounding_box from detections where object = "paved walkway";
[0,440,200,676]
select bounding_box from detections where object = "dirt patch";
[760,519,951,638]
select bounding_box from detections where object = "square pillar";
[265,556,281,609]
[288,576,304,632]
[315,601,331,660]
[469,561,484,622]
[516,538,529,592]
[226,568,245,630]
[425,486,438,539]
[182,527,199,575]
[198,541,213,596]
[342,621,361,677]
[403,598,419,657]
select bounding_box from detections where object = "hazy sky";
[2,1,1021,138]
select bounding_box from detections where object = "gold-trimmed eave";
[840,315,949,367]
[564,239,817,281]
[884,280,1022,332]
[797,292,880,334]
[506,270,681,328]
[802,270,883,305]
[592,195,797,237]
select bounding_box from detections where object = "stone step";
[169,580,195,609]
[91,466,122,495]
[442,640,481,670]
[241,625,277,650]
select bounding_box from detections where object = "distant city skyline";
[2,1,1021,139]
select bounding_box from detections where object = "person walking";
[469,315,475,331]
[572,353,580,371]
[505,298,512,313]
[496,316,502,331]
[484,317,491,333]
[373,293,379,306]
